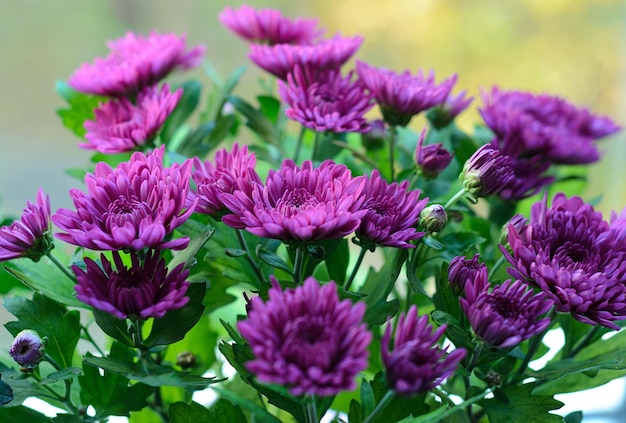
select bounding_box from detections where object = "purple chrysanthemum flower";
[82,84,182,154]
[10,330,46,369]
[480,87,621,165]
[52,146,195,251]
[238,276,372,397]
[189,144,262,216]
[0,188,53,262]
[221,159,367,246]
[502,193,626,330]
[68,31,204,97]
[415,128,453,178]
[278,66,374,133]
[382,305,466,396]
[248,35,363,80]
[73,250,190,319]
[355,169,427,249]
[356,61,457,127]
[461,277,553,348]
[447,254,487,295]
[427,90,474,129]
[219,4,322,45]
[460,144,515,199]
[496,153,554,201]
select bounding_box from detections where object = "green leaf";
[213,387,282,423]
[257,95,281,124]
[161,80,202,143]
[360,378,375,417]
[438,232,487,260]
[365,372,430,423]
[0,361,51,406]
[210,399,248,423]
[144,282,207,347]
[0,406,51,423]
[4,293,80,368]
[93,309,133,347]
[169,223,215,271]
[3,255,84,308]
[0,374,13,405]
[480,383,564,423]
[55,80,103,138]
[324,238,350,284]
[53,415,87,423]
[256,247,293,275]
[228,95,281,147]
[39,367,81,385]
[169,401,213,423]
[563,411,583,423]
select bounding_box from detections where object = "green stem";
[488,255,506,280]
[294,125,307,163]
[312,131,323,162]
[516,307,556,376]
[389,125,398,181]
[467,343,484,372]
[43,353,78,413]
[293,247,305,284]
[81,324,105,357]
[235,229,265,285]
[344,247,368,291]
[363,390,396,423]
[304,395,318,423]
[45,251,76,282]
[444,188,468,210]
[566,325,600,359]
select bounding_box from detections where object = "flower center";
[108,268,158,317]
[282,316,338,370]
[103,196,152,231]
[276,188,319,216]
[552,241,597,272]
[487,293,517,320]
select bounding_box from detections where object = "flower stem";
[516,307,556,376]
[389,125,398,181]
[45,251,76,282]
[344,247,368,291]
[235,229,265,285]
[44,353,78,413]
[487,255,506,280]
[294,125,307,163]
[444,188,467,210]
[467,343,484,372]
[304,395,318,423]
[312,131,323,162]
[293,247,305,284]
[566,325,600,359]
[363,390,396,423]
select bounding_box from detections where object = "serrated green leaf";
[169,223,215,271]
[0,361,50,407]
[93,309,133,347]
[257,248,293,275]
[480,383,563,423]
[55,80,103,138]
[211,398,248,423]
[39,367,81,385]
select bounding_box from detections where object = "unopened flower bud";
[361,119,387,151]
[415,129,453,179]
[419,205,447,233]
[176,351,197,370]
[9,330,46,370]
[426,90,473,129]
[448,254,487,296]
[461,144,514,199]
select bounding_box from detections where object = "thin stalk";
[516,307,556,376]
[487,255,506,280]
[467,343,484,372]
[312,131,323,162]
[45,251,76,282]
[304,395,318,423]
[293,247,305,284]
[44,353,78,412]
[294,125,307,163]
[444,188,467,210]
[363,390,396,423]
[235,229,265,284]
[344,247,368,291]
[566,325,600,359]
[81,324,105,356]
[389,125,398,181]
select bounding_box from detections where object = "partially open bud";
[419,204,447,233]
[426,90,473,129]
[415,129,453,179]
[447,254,487,296]
[9,330,46,370]
[460,144,514,199]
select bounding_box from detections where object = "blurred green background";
[0,0,624,218]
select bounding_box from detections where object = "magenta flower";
[382,305,466,396]
[278,66,374,133]
[480,87,621,165]
[68,31,204,97]
[238,276,372,396]
[460,144,515,199]
[355,170,428,249]
[248,35,363,80]
[356,60,457,127]
[52,146,195,251]
[10,330,46,369]
[0,188,53,262]
[447,254,487,295]
[189,144,262,216]
[461,277,553,348]
[73,250,190,319]
[221,159,367,246]
[82,84,182,153]
[415,129,453,178]
[503,193,626,330]
[219,4,322,45]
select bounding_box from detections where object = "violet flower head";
[447,254,487,295]
[248,35,363,80]
[69,31,204,97]
[0,188,53,262]
[221,159,367,246]
[278,66,374,133]
[460,144,515,199]
[238,276,372,397]
[356,60,457,127]
[52,146,195,251]
[189,144,262,216]
[415,128,453,179]
[219,4,322,45]
[73,250,190,319]
[382,305,466,396]
[355,169,428,249]
[480,87,621,165]
[461,278,553,348]
[502,193,626,330]
[82,84,182,154]
[10,330,46,370]
[427,90,474,129]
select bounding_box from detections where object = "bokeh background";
[0,0,625,421]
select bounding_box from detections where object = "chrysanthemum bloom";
[480,87,621,165]
[278,66,374,133]
[0,188,53,262]
[461,277,553,348]
[427,90,474,129]
[221,159,367,246]
[354,170,427,249]
[356,61,457,127]
[68,31,204,97]
[415,129,453,178]
[496,155,554,201]
[52,146,195,251]
[10,330,46,369]
[73,250,190,319]
[238,276,372,396]
[419,204,447,233]
[503,193,626,330]
[447,254,487,295]
[82,84,182,153]
[219,4,322,45]
[460,144,515,199]
[381,305,466,396]
[189,144,262,216]
[248,35,363,80]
